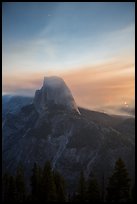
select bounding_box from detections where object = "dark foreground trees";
[41,161,57,202]
[86,174,101,202]
[16,165,26,203]
[2,174,16,203]
[106,158,131,202]
[2,158,134,203]
[72,171,101,202]
[2,165,26,203]
[54,170,66,202]
[30,161,66,202]
[77,170,86,202]
[30,162,42,202]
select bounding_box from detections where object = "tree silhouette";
[86,173,101,202]
[2,158,133,203]
[54,170,66,202]
[77,170,86,202]
[131,183,135,202]
[106,158,131,202]
[41,161,57,202]
[2,173,10,203]
[30,162,42,202]
[8,175,17,202]
[15,164,26,203]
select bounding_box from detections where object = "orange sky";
[2,3,135,115]
[3,59,135,114]
[61,61,135,110]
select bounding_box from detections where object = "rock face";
[2,77,135,191]
[34,76,80,115]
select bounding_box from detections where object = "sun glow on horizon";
[2,2,135,114]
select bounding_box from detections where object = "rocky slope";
[2,77,135,191]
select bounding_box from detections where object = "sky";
[2,2,135,115]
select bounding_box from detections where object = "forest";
[2,158,135,203]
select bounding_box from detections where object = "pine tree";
[15,164,26,203]
[53,170,66,202]
[41,161,57,202]
[69,192,78,202]
[131,184,135,202]
[77,170,86,202]
[2,173,10,203]
[8,175,17,203]
[30,162,42,202]
[86,174,101,202]
[106,158,131,202]
[2,173,17,203]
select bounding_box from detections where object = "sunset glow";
[2,2,135,115]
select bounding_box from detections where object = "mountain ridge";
[2,77,135,191]
[33,76,81,115]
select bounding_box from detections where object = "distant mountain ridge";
[2,95,33,120]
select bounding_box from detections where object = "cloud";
[3,59,135,117]
[2,34,58,77]
[96,102,135,116]
[61,60,134,111]
[118,106,135,116]
[2,16,134,116]
[3,21,134,82]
